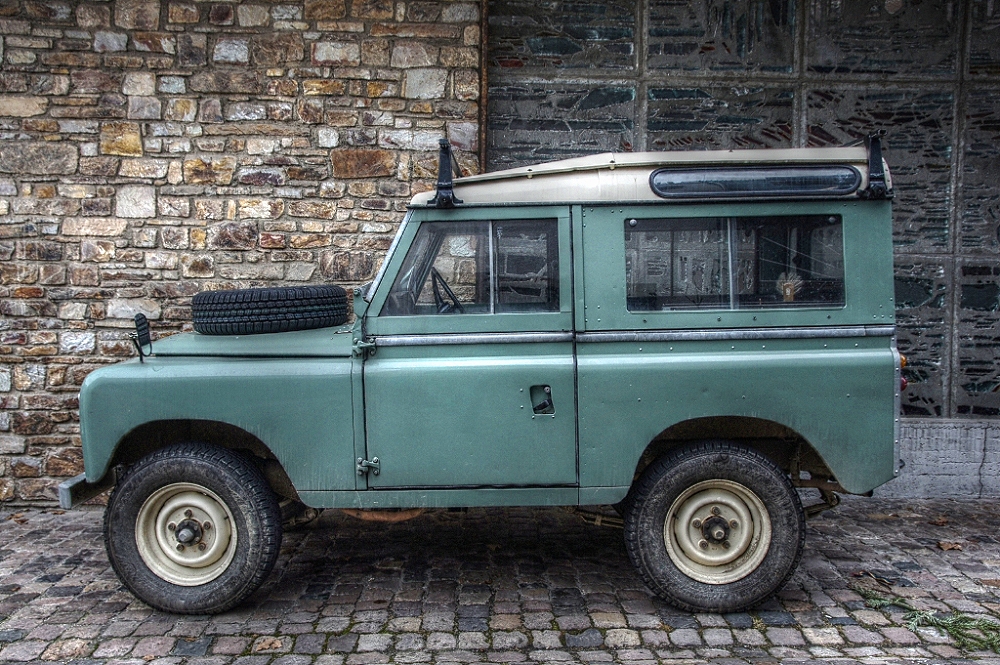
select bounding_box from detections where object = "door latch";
[357,457,380,476]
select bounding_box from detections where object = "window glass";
[625,219,729,310]
[495,220,559,312]
[382,221,490,316]
[625,215,844,311]
[382,219,559,316]
[736,216,844,308]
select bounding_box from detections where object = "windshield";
[364,211,411,302]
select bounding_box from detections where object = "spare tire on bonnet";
[192,285,348,335]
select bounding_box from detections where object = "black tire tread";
[104,443,282,614]
[192,286,348,335]
[623,440,805,613]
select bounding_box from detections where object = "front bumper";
[57,473,113,509]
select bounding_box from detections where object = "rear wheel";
[623,441,804,613]
[104,444,282,614]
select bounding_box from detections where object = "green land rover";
[63,137,901,615]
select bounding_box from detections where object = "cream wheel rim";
[135,482,237,586]
[664,479,771,585]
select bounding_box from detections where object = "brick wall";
[0,0,483,503]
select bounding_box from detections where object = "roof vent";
[649,165,862,200]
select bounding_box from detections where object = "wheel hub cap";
[135,483,237,587]
[700,515,730,544]
[664,479,771,585]
[174,519,202,545]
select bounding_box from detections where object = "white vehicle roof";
[409,147,888,207]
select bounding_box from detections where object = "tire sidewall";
[626,443,804,613]
[105,446,277,614]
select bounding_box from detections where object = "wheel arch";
[630,416,839,491]
[108,419,300,502]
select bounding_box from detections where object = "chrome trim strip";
[374,326,895,347]
[576,325,895,344]
[375,332,575,347]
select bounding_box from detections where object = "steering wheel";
[430,267,465,314]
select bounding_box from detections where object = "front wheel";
[624,441,804,613]
[104,444,282,614]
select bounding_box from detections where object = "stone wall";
[0,0,482,503]
[2,0,998,504]
[877,421,1000,499]
[487,0,1000,495]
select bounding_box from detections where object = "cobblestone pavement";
[4,499,1000,664]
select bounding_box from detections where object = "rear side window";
[625,215,844,311]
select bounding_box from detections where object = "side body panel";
[79,356,356,493]
[361,205,578,490]
[576,200,897,495]
[363,342,576,487]
[576,337,896,495]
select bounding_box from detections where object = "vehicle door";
[360,206,577,488]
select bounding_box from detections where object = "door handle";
[530,385,555,414]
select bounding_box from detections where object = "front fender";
[79,356,356,492]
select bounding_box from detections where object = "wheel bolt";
[198,543,207,551]
[711,506,721,516]
[167,523,176,531]
[203,521,211,530]
[176,544,185,551]
[729,520,738,529]
[699,540,709,549]
[691,519,702,529]
[723,541,731,549]
[184,509,193,518]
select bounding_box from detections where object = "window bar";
[727,218,738,310]
[669,228,675,306]
[488,223,496,314]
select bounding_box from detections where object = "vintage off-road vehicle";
[63,138,901,615]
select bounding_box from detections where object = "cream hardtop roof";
[409,146,881,207]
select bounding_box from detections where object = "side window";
[625,215,844,311]
[495,221,559,312]
[625,218,729,310]
[382,219,559,316]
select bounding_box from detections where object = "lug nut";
[176,544,185,551]
[723,541,731,549]
[691,519,702,529]
[198,543,207,551]
[184,509,193,518]
[729,520,738,529]
[203,521,211,530]
[699,540,709,550]
[167,523,176,531]
[711,506,721,516]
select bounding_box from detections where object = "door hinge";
[357,457,380,476]
[353,338,376,357]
